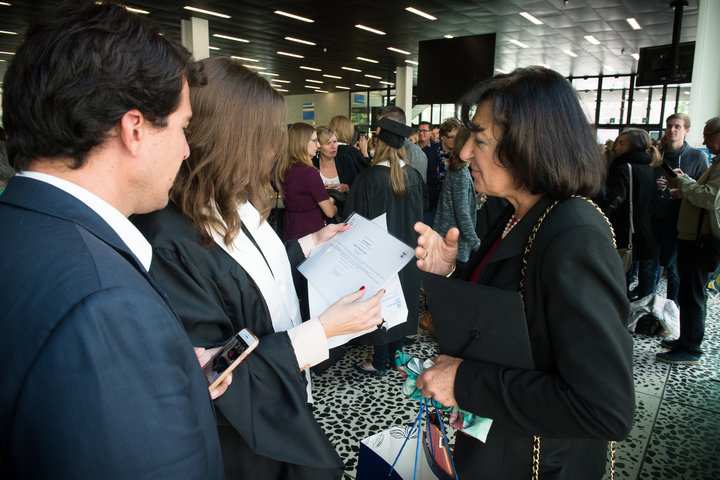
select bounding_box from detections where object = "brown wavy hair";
[447,127,472,172]
[278,122,315,182]
[170,57,287,247]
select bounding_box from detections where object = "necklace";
[502,215,518,239]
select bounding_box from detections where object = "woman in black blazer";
[413,67,635,479]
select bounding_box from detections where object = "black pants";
[676,240,710,355]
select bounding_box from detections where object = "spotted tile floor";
[311,279,720,480]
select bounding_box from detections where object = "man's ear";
[119,109,146,156]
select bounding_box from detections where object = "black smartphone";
[660,161,678,178]
[202,328,258,391]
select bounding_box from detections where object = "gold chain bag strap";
[518,196,617,480]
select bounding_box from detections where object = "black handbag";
[324,188,347,224]
[691,209,720,272]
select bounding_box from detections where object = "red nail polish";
[359,286,366,290]
[344,223,349,226]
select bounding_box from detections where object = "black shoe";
[354,361,386,376]
[660,339,680,350]
[655,350,701,365]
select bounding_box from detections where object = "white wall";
[284,91,349,126]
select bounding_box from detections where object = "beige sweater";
[677,156,720,241]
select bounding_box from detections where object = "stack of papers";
[298,213,414,348]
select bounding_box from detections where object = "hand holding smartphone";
[202,328,258,392]
[660,161,678,178]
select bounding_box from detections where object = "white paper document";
[299,213,412,348]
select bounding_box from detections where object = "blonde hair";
[372,139,408,196]
[329,115,354,144]
[279,122,315,182]
[171,57,287,247]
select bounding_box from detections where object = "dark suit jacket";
[450,197,635,480]
[0,177,223,479]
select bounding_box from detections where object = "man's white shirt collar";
[17,171,153,271]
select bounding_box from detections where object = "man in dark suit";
[0,3,225,478]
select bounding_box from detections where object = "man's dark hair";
[2,1,205,171]
[418,121,431,129]
[377,106,407,124]
[460,66,605,199]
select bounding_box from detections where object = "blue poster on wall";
[303,102,315,120]
[353,93,366,105]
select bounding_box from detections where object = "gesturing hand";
[414,222,459,275]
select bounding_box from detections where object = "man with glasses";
[656,117,720,365]
[417,121,432,149]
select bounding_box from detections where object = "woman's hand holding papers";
[311,222,350,246]
[413,222,459,275]
[416,354,463,407]
[318,287,385,338]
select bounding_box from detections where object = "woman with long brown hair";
[345,117,425,375]
[279,122,337,240]
[133,57,383,480]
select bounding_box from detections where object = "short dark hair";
[377,106,407,124]
[2,1,205,171]
[418,121,431,129]
[460,66,605,199]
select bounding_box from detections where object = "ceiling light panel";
[323,74,342,79]
[300,66,321,71]
[509,39,529,48]
[626,18,642,30]
[305,79,323,83]
[405,7,437,20]
[357,56,379,63]
[584,35,600,45]
[213,33,249,43]
[519,12,543,25]
[285,36,316,46]
[277,51,304,58]
[275,10,314,23]
[387,47,411,55]
[355,24,386,35]
[231,56,259,62]
[342,66,362,72]
[183,6,230,18]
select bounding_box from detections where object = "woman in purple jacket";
[280,123,337,241]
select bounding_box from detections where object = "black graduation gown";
[343,164,425,344]
[132,204,344,480]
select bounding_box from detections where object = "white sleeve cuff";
[298,234,315,258]
[287,318,329,370]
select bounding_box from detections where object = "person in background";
[414,67,634,479]
[632,113,708,302]
[330,115,370,170]
[431,125,440,144]
[656,116,720,365]
[0,3,226,477]
[346,117,425,376]
[377,105,428,183]
[313,126,359,194]
[409,131,419,144]
[133,57,383,480]
[280,122,336,240]
[417,120,432,149]
[423,118,462,227]
[597,128,661,288]
[433,127,480,270]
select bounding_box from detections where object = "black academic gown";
[448,197,635,479]
[343,164,425,344]
[133,204,344,480]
